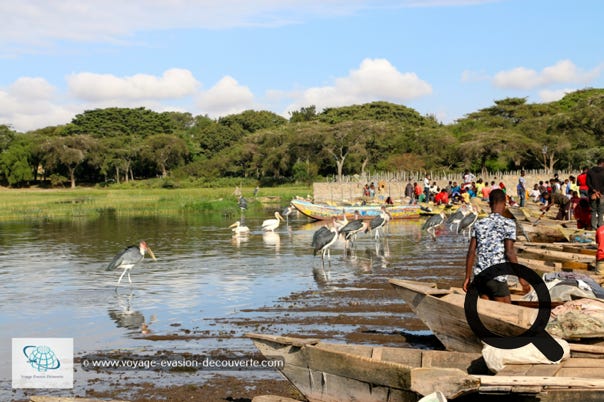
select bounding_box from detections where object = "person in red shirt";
[596,225,604,274]
[434,189,449,205]
[574,198,592,229]
[577,166,589,197]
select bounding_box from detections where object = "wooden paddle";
[532,211,547,226]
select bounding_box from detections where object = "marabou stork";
[229,220,250,235]
[365,206,392,240]
[311,217,339,263]
[445,204,468,231]
[281,205,295,224]
[338,211,366,249]
[422,212,446,241]
[107,241,156,288]
[262,211,285,231]
[457,207,478,239]
[238,196,248,211]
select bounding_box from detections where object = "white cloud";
[493,60,602,90]
[538,88,575,103]
[0,0,501,55]
[285,58,432,113]
[68,69,200,101]
[196,76,256,117]
[0,78,75,131]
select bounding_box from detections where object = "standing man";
[577,167,589,197]
[587,158,604,229]
[517,170,527,207]
[423,174,431,203]
[463,189,529,303]
[596,225,604,274]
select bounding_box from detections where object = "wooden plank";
[410,367,480,399]
[563,358,604,368]
[525,364,562,377]
[556,368,604,379]
[495,364,533,376]
[31,398,128,402]
[252,396,302,402]
[569,343,604,356]
[477,375,604,388]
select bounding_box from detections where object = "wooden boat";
[389,279,535,353]
[516,221,571,243]
[515,243,596,270]
[389,279,604,355]
[247,333,604,401]
[290,198,422,220]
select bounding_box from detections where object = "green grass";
[0,185,311,222]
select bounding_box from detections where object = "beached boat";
[515,243,596,270]
[247,333,604,401]
[389,279,604,355]
[389,279,534,353]
[290,198,422,220]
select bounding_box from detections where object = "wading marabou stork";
[422,212,446,241]
[262,211,285,231]
[365,206,392,240]
[107,241,156,288]
[457,207,479,239]
[338,211,367,249]
[445,204,468,231]
[281,205,295,224]
[238,196,248,211]
[229,220,250,235]
[312,217,339,263]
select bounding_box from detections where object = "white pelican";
[261,211,285,231]
[229,220,250,235]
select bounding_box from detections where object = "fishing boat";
[290,198,423,220]
[389,279,604,355]
[247,333,604,401]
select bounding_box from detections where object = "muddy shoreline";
[15,262,465,402]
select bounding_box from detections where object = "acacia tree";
[40,135,99,188]
[140,134,189,177]
[324,122,367,182]
[0,138,34,186]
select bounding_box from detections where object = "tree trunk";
[336,159,344,183]
[69,167,76,188]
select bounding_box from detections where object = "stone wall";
[312,171,578,203]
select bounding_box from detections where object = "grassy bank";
[0,185,311,222]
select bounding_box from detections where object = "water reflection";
[108,292,145,331]
[262,231,280,251]
[0,214,471,385]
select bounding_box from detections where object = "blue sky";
[1,0,603,132]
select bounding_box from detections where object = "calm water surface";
[0,210,469,397]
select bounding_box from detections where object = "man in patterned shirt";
[463,189,529,302]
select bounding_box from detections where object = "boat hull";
[247,333,604,401]
[291,199,421,220]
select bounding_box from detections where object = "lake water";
[0,210,469,399]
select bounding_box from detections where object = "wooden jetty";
[248,333,604,401]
